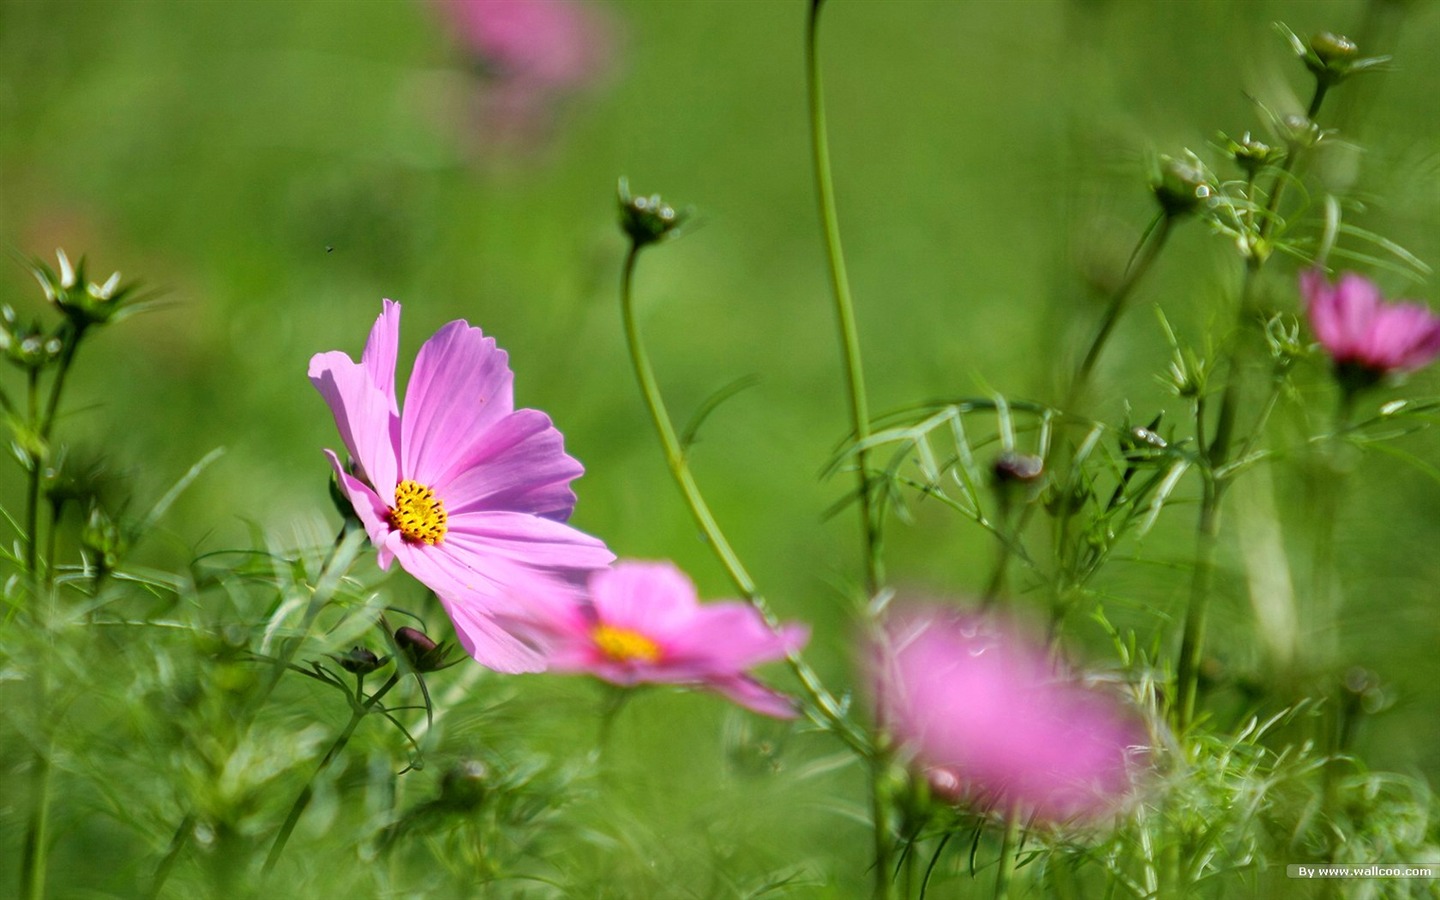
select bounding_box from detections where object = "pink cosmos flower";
[310,300,614,673]
[1301,269,1440,379]
[871,606,1147,823]
[432,0,617,144]
[537,560,809,718]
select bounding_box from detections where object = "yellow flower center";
[591,624,662,664]
[388,480,447,545]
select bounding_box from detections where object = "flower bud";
[617,178,689,247]
[992,452,1043,485]
[395,626,452,672]
[1279,114,1322,150]
[1278,23,1389,88]
[29,248,139,327]
[80,503,127,575]
[1219,131,1278,177]
[1310,32,1358,67]
[437,759,489,811]
[1152,154,1213,217]
[337,646,388,675]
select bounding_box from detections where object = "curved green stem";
[806,0,882,598]
[263,673,401,874]
[618,246,866,755]
[1069,212,1172,407]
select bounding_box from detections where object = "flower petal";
[708,675,801,719]
[445,510,615,575]
[324,450,398,569]
[664,602,807,670]
[435,592,552,674]
[362,299,402,412]
[437,409,582,521]
[588,560,701,640]
[310,352,399,496]
[400,320,516,486]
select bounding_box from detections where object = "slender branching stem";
[806,0,882,598]
[147,526,361,896]
[618,245,867,754]
[263,673,402,874]
[1069,212,1173,407]
[1174,79,1330,731]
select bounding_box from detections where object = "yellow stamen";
[388,479,447,545]
[591,624,662,664]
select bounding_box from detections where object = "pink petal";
[324,450,398,570]
[445,511,615,574]
[436,592,550,674]
[362,299,402,413]
[663,603,808,670]
[437,409,582,521]
[709,675,801,719]
[588,561,701,640]
[310,351,399,496]
[400,320,516,487]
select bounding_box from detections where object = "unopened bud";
[1220,131,1278,177]
[395,626,450,672]
[992,452,1043,485]
[1152,155,1213,217]
[618,178,689,247]
[437,759,489,811]
[1310,32,1358,66]
[337,646,388,674]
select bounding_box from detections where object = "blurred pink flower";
[310,300,614,673]
[434,0,617,144]
[538,560,809,718]
[871,606,1147,822]
[1301,269,1440,379]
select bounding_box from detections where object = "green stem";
[994,812,1022,900]
[263,673,401,874]
[1069,212,1172,407]
[19,707,53,900]
[24,368,40,579]
[1174,477,1221,732]
[1175,79,1332,732]
[618,246,866,755]
[806,0,882,598]
[147,526,362,896]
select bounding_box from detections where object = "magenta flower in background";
[1301,269,1440,382]
[433,0,617,144]
[310,300,614,673]
[871,606,1148,823]
[537,560,809,718]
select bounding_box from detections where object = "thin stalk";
[19,685,53,900]
[806,0,882,597]
[1174,477,1221,731]
[1175,78,1331,731]
[1069,212,1172,406]
[263,673,401,874]
[23,367,40,578]
[994,812,1022,900]
[618,246,866,754]
[147,526,361,896]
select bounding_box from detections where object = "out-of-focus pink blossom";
[1301,269,1440,380]
[433,0,617,143]
[871,606,1148,823]
[538,560,809,718]
[310,300,614,674]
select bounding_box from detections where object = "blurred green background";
[3,0,1440,894]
